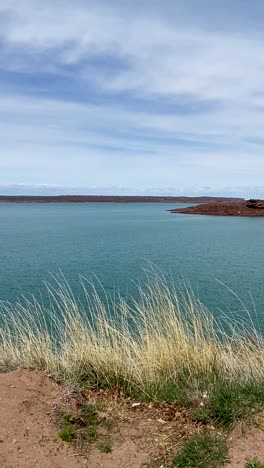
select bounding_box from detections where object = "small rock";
[131,402,141,408]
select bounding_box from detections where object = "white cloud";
[0,0,264,192]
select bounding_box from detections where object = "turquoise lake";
[1,202,264,329]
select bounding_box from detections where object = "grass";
[86,426,97,440]
[171,432,229,467]
[98,439,112,453]
[1,274,264,427]
[190,382,264,428]
[245,458,264,468]
[58,402,114,450]
[80,404,98,425]
[58,425,75,442]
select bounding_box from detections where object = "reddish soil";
[1,370,264,467]
[171,199,264,216]
[227,423,264,467]
[0,370,195,467]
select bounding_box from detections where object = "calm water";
[1,202,264,329]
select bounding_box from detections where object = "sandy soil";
[0,370,86,468]
[0,370,264,467]
[0,370,191,467]
[227,424,264,467]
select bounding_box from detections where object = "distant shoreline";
[0,195,244,204]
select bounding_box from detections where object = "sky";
[1,0,264,196]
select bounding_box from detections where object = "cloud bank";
[0,0,264,195]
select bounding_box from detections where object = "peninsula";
[170,199,264,216]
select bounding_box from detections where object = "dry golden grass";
[0,274,264,404]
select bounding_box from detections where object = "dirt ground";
[0,370,264,467]
[227,424,264,467]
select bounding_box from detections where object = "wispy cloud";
[0,0,264,194]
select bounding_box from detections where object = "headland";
[170,198,264,216]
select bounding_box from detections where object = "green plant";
[171,432,228,468]
[209,383,264,428]
[245,458,264,468]
[98,439,112,454]
[58,425,75,442]
[86,426,97,440]
[191,407,212,424]
[81,404,98,426]
[63,412,78,424]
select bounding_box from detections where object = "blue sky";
[1,0,264,196]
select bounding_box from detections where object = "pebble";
[131,402,141,408]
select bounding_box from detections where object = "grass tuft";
[245,458,264,468]
[58,425,75,442]
[98,439,112,454]
[86,426,97,440]
[80,404,98,426]
[171,432,229,467]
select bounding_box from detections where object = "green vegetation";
[171,432,228,468]
[190,383,264,428]
[1,276,264,428]
[80,403,98,426]
[58,402,114,452]
[86,426,97,440]
[245,458,264,468]
[98,439,112,453]
[58,425,75,442]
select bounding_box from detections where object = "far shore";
[0,195,244,204]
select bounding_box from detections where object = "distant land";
[0,195,244,203]
[170,199,264,216]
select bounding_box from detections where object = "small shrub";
[98,439,112,453]
[245,458,264,468]
[58,425,75,442]
[171,432,228,467]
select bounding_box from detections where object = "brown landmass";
[0,195,243,204]
[170,199,264,216]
